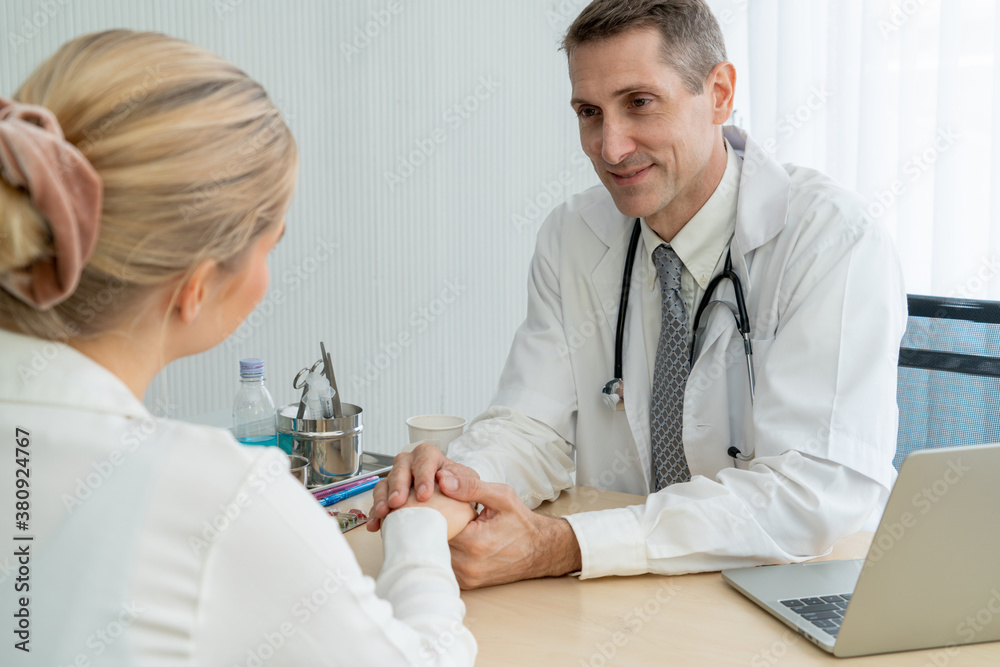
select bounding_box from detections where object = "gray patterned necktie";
[650,244,692,491]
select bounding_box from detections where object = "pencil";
[317,477,379,507]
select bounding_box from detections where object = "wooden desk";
[341,487,999,665]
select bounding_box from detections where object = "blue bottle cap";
[239,358,265,379]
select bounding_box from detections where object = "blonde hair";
[0,30,297,339]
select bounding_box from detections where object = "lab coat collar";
[581,190,653,478]
[582,190,638,386]
[590,211,635,370]
[723,125,791,291]
[689,128,791,364]
[585,214,654,490]
[0,328,150,420]
[578,191,630,249]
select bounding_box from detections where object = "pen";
[312,475,379,501]
[318,478,379,507]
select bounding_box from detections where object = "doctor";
[371,0,907,587]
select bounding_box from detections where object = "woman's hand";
[400,485,478,540]
[367,443,480,531]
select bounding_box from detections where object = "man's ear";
[175,259,218,324]
[708,61,737,125]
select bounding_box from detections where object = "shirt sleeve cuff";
[380,507,451,566]
[564,507,648,580]
[448,443,501,485]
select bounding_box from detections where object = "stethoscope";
[601,219,756,461]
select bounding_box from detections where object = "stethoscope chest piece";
[602,379,625,411]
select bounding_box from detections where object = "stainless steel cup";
[287,454,309,486]
[276,403,364,487]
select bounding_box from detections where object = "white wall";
[1,0,610,453]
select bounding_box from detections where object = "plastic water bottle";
[233,358,277,447]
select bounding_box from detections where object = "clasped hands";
[367,443,582,588]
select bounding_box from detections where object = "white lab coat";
[449,126,907,577]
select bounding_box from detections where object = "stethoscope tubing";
[607,218,756,462]
[613,220,644,383]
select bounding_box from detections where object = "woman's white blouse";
[0,329,475,666]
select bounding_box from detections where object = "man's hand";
[438,470,583,589]
[367,443,480,531]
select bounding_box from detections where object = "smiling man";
[371,0,908,587]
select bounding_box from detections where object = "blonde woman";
[0,30,476,666]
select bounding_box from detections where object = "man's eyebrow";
[613,84,654,98]
[570,83,660,107]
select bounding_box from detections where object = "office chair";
[895,294,1000,469]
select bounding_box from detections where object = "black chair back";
[895,294,1000,469]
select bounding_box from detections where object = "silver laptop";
[722,444,1000,658]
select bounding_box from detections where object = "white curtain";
[717,0,999,300]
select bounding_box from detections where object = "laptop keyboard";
[779,594,852,638]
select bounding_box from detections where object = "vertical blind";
[724,0,998,299]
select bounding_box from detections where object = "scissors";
[294,359,325,419]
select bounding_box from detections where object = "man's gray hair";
[563,0,728,95]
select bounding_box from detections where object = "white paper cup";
[406,415,467,454]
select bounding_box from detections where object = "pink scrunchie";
[0,97,102,311]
